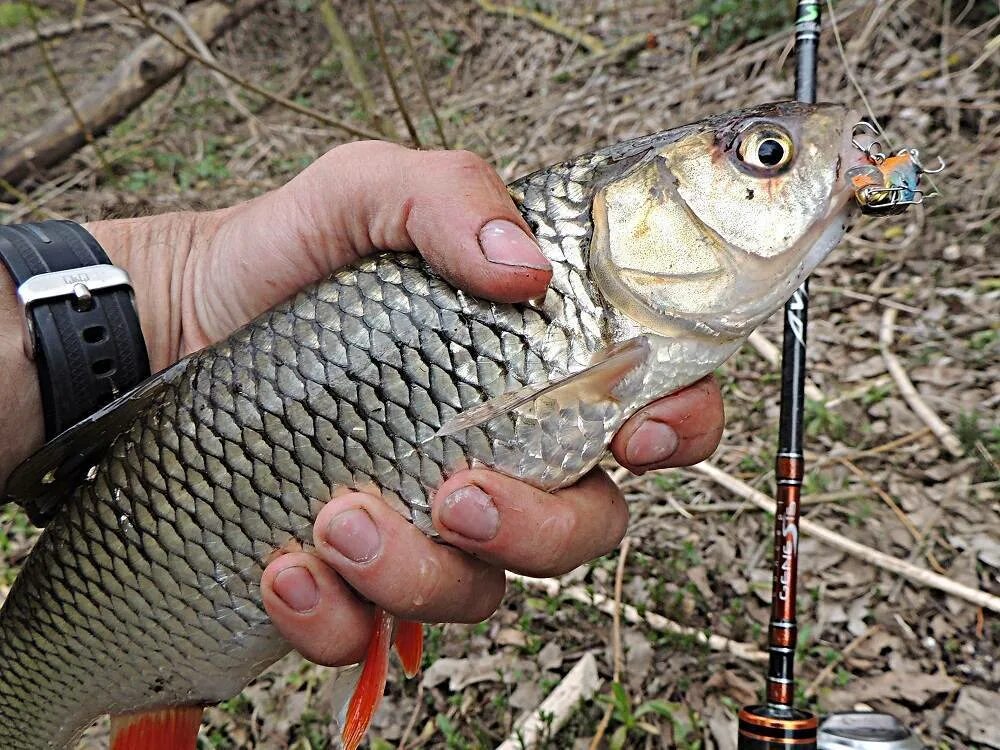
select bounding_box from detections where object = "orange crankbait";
[847,121,944,214]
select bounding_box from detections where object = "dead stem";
[366,0,422,147]
[25,0,112,179]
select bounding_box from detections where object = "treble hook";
[851,121,886,164]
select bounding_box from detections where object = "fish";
[0,102,874,750]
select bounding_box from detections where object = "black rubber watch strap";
[0,220,150,440]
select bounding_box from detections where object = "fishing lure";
[847,121,944,214]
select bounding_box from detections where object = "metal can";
[818,712,922,750]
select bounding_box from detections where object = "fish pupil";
[757,139,785,166]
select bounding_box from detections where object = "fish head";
[590,102,869,341]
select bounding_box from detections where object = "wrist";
[0,268,44,490]
[84,208,231,372]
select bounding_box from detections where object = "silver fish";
[0,102,869,748]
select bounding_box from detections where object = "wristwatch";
[0,220,150,440]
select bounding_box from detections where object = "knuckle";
[440,149,492,178]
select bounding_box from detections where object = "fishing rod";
[738,4,930,749]
[736,3,822,747]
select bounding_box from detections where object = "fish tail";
[109,706,204,750]
[342,607,395,750]
[394,619,424,677]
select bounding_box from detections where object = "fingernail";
[273,566,319,613]
[325,508,381,563]
[479,219,550,270]
[438,485,500,541]
[625,419,679,467]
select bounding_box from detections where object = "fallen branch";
[389,0,448,148]
[804,625,880,698]
[0,0,265,186]
[495,652,601,750]
[507,572,768,662]
[879,308,964,457]
[693,461,1000,613]
[0,11,129,57]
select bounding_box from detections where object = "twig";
[747,331,825,402]
[397,680,425,750]
[836,456,947,574]
[810,427,932,469]
[473,0,606,54]
[587,537,631,750]
[507,572,768,662]
[0,177,61,219]
[0,12,129,56]
[145,3,259,129]
[803,625,880,698]
[389,0,448,149]
[975,441,1000,479]
[319,0,396,139]
[25,0,113,179]
[366,0,421,147]
[879,308,964,457]
[692,461,1000,613]
[109,0,384,141]
[495,652,601,750]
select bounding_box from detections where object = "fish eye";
[737,127,795,172]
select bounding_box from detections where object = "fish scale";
[0,102,866,748]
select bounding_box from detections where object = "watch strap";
[0,220,150,440]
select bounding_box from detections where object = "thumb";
[187,141,552,347]
[282,140,552,303]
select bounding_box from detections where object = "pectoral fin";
[436,337,649,436]
[4,359,190,526]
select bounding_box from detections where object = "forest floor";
[0,0,997,748]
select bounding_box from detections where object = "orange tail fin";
[342,607,395,750]
[394,620,424,677]
[110,706,204,750]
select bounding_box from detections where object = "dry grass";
[1,1,997,748]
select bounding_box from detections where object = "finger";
[293,141,552,303]
[261,551,375,666]
[610,375,725,473]
[312,492,507,623]
[432,469,628,578]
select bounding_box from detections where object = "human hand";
[85,142,725,664]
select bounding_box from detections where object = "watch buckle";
[17,264,135,359]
